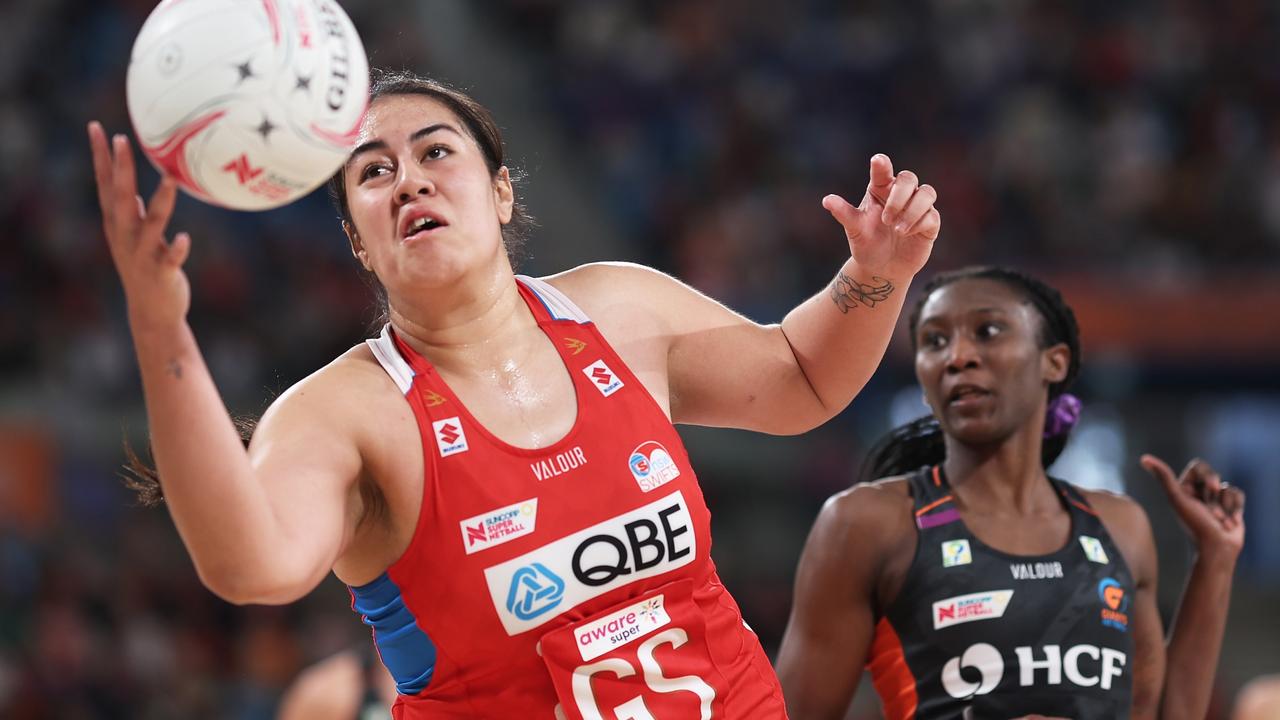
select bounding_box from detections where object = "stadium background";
[2,0,1278,717]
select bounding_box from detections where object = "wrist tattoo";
[830,273,894,313]
[167,359,183,379]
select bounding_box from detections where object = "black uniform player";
[777,267,1245,720]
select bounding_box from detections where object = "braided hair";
[858,266,1081,484]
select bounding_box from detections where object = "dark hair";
[858,266,1082,483]
[326,68,532,260]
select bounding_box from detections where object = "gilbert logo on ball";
[126,0,370,210]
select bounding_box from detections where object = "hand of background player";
[1141,455,1245,561]
[88,122,191,335]
[821,154,941,280]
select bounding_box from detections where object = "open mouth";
[401,212,447,239]
[947,384,992,406]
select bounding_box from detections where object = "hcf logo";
[505,563,565,620]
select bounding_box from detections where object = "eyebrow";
[346,123,463,168]
[918,307,1009,326]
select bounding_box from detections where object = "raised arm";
[89,123,361,604]
[551,155,939,435]
[775,484,911,719]
[1141,456,1245,720]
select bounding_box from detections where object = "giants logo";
[1098,577,1130,632]
[483,492,697,635]
[941,642,1127,698]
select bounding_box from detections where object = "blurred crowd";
[1,0,1278,717]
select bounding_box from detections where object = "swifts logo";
[628,441,681,492]
[563,337,588,356]
[432,417,469,457]
[583,359,624,397]
[423,390,447,407]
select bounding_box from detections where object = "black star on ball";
[235,60,255,83]
[295,74,312,92]
[255,116,277,141]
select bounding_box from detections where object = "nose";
[394,163,435,205]
[944,334,980,373]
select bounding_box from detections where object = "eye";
[358,162,391,183]
[921,331,947,350]
[976,322,1003,339]
[422,144,451,161]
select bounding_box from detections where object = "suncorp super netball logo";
[628,441,681,492]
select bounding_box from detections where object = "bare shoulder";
[542,262,683,323]
[260,343,400,422]
[819,475,915,541]
[278,650,362,720]
[1077,485,1157,578]
[1077,486,1151,532]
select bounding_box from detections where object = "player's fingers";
[1139,454,1181,499]
[1186,459,1222,503]
[87,122,116,226]
[905,207,942,241]
[168,232,192,268]
[867,154,894,204]
[1221,485,1246,518]
[142,176,179,243]
[111,135,141,237]
[881,170,918,226]
[823,193,864,241]
[895,184,938,234]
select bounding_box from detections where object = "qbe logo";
[505,563,566,621]
[628,441,681,492]
[583,359,624,397]
[432,417,469,457]
[483,491,697,635]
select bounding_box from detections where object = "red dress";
[350,276,788,719]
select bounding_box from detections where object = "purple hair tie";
[1044,393,1082,438]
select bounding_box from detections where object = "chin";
[941,416,1009,446]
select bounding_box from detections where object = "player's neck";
[387,265,536,372]
[942,428,1056,515]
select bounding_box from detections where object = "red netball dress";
[350,275,788,719]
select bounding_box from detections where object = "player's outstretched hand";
[88,121,191,334]
[1141,455,1245,560]
[821,154,941,280]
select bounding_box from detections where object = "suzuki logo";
[437,423,460,445]
[591,367,613,385]
[221,153,263,185]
